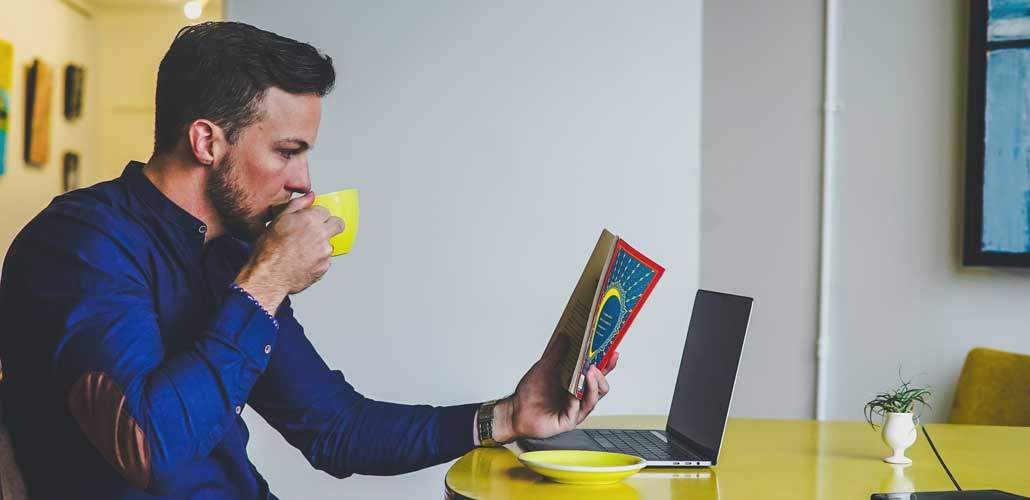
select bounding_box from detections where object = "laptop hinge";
[666,427,715,461]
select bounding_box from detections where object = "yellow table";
[924,423,1030,496]
[445,416,957,499]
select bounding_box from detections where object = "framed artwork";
[64,64,84,120]
[24,58,52,166]
[0,39,12,176]
[62,152,80,192]
[965,0,1030,266]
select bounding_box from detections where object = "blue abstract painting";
[983,50,1030,253]
[966,0,1030,266]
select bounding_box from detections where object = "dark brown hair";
[153,21,335,154]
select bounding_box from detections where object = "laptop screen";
[666,290,752,459]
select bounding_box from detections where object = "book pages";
[548,229,617,395]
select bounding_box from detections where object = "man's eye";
[278,150,296,160]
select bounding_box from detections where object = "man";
[0,22,616,499]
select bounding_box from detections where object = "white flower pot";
[881,412,917,464]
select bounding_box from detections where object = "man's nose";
[286,160,312,194]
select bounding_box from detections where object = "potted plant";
[864,375,932,464]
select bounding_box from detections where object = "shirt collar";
[121,161,210,240]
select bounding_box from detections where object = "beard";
[205,153,265,242]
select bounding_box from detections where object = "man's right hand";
[234,192,345,313]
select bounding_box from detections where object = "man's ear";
[186,119,226,167]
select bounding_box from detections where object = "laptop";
[518,289,753,467]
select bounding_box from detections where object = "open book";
[549,229,664,398]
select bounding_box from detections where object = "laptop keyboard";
[584,429,686,461]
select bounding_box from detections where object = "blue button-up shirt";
[0,162,478,499]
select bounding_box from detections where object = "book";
[549,229,665,398]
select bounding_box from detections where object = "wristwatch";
[477,399,500,447]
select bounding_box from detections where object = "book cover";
[547,229,664,398]
[575,238,664,397]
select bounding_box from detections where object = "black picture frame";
[964,0,1030,267]
[64,64,84,121]
[62,151,80,192]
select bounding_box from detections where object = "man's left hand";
[490,337,618,443]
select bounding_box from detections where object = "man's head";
[154,21,335,240]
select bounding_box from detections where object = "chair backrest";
[949,347,1030,426]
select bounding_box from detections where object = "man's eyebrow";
[276,138,311,151]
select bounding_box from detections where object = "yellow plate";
[517,450,647,485]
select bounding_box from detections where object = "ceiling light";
[184,1,203,20]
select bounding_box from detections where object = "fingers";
[562,392,579,432]
[315,249,332,274]
[576,365,603,425]
[597,369,610,398]
[311,205,331,221]
[601,352,619,376]
[327,216,345,237]
[281,191,314,215]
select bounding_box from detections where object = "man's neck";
[142,154,225,241]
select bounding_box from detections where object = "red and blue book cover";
[576,238,664,397]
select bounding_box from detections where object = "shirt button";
[235,405,242,415]
[264,344,272,354]
[198,225,207,235]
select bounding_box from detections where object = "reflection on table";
[446,415,957,500]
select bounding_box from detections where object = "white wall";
[704,0,1030,424]
[825,0,1030,422]
[95,3,223,181]
[0,1,222,258]
[229,1,701,498]
[0,0,99,258]
[700,0,825,420]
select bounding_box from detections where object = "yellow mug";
[312,189,359,256]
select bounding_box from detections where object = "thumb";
[542,335,570,367]
[281,192,314,215]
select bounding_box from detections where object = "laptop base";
[518,429,712,468]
